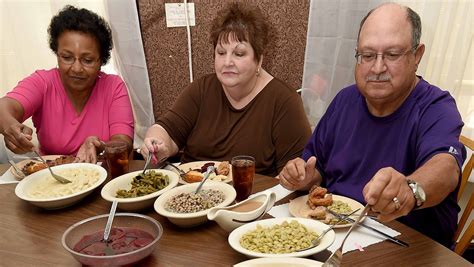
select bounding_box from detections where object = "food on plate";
[183,171,204,183]
[216,161,230,175]
[307,185,333,209]
[304,186,353,225]
[27,167,100,198]
[239,220,318,254]
[22,155,76,176]
[73,227,154,256]
[182,161,230,183]
[116,170,170,198]
[165,189,225,213]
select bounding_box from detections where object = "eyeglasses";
[355,45,418,65]
[57,54,99,68]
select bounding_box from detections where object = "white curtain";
[105,0,154,149]
[303,0,474,134]
[0,0,152,162]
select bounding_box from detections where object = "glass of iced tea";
[231,155,256,202]
[104,141,129,178]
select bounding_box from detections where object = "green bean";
[116,170,169,198]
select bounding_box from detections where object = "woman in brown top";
[140,3,310,176]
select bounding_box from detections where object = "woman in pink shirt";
[0,5,134,163]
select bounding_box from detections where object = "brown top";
[158,74,311,176]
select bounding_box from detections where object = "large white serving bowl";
[154,181,236,227]
[15,163,107,210]
[228,217,335,258]
[235,257,323,266]
[101,169,179,211]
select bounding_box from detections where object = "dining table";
[0,160,471,266]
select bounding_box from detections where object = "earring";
[256,67,260,77]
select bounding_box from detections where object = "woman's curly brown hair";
[210,2,269,62]
[48,5,113,65]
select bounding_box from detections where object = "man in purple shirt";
[278,3,465,248]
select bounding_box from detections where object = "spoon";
[195,166,215,194]
[8,160,25,178]
[103,200,118,255]
[33,151,71,184]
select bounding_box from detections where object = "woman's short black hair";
[48,5,113,65]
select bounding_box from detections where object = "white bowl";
[228,217,335,258]
[101,169,179,211]
[235,257,323,267]
[154,181,236,227]
[15,163,107,209]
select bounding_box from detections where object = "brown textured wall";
[138,0,309,118]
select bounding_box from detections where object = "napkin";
[250,183,294,202]
[0,168,20,184]
[268,203,401,254]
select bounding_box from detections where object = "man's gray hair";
[357,4,422,48]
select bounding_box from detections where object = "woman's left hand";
[75,136,103,163]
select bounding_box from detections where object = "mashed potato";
[28,168,100,198]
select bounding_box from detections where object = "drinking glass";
[231,155,256,202]
[104,141,129,178]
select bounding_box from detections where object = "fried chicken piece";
[307,206,327,220]
[307,185,333,208]
[23,162,48,175]
[184,171,204,183]
[216,161,230,176]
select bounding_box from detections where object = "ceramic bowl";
[62,213,162,266]
[228,217,335,258]
[101,169,179,211]
[207,190,276,232]
[154,181,236,227]
[14,163,107,209]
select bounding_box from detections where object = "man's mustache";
[367,73,391,82]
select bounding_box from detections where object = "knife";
[326,208,409,247]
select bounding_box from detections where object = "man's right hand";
[3,122,34,154]
[277,156,319,191]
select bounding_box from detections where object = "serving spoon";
[195,166,215,194]
[103,200,118,255]
[33,151,71,184]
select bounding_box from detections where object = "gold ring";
[393,197,401,210]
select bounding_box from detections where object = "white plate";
[176,161,232,184]
[228,217,335,258]
[288,194,365,228]
[234,257,322,267]
[9,155,65,180]
[101,169,179,211]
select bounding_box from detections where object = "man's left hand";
[363,167,416,222]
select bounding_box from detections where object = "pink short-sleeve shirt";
[6,68,134,155]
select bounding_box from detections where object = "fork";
[33,151,71,184]
[164,161,188,178]
[297,208,360,252]
[322,204,370,267]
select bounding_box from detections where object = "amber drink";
[104,141,129,178]
[231,156,256,202]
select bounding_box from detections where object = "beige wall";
[138,0,310,118]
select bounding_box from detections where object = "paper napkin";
[269,203,402,254]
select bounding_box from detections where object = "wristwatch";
[407,179,426,209]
